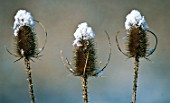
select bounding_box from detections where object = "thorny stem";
[132,56,139,103]
[24,58,35,103]
[82,75,88,103]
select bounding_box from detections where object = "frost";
[73,22,95,46]
[125,10,149,30]
[13,10,34,36]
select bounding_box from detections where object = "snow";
[73,22,95,46]
[125,10,149,30]
[13,10,34,36]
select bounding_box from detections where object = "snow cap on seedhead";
[73,22,95,46]
[125,10,149,30]
[13,10,34,36]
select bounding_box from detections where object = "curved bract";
[145,30,158,57]
[60,31,111,77]
[116,27,158,58]
[7,19,47,62]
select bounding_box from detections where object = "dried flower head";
[7,10,47,62]
[61,22,111,77]
[126,26,148,58]
[116,10,158,59]
[13,10,38,60]
[72,22,97,76]
[125,10,149,58]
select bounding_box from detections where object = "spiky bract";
[15,25,38,59]
[73,39,97,76]
[127,26,148,58]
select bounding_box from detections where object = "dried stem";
[24,58,35,103]
[132,56,139,103]
[82,75,88,103]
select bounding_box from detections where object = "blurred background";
[0,0,170,103]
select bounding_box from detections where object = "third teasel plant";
[61,22,111,103]
[116,10,158,103]
[7,10,47,103]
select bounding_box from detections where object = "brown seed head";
[16,25,38,59]
[73,39,97,76]
[127,26,148,58]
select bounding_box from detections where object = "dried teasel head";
[16,25,38,60]
[125,10,149,58]
[126,25,148,58]
[116,10,158,59]
[14,10,38,60]
[72,22,97,76]
[7,10,47,61]
[61,22,111,77]
[73,39,97,76]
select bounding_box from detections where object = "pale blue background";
[0,0,170,103]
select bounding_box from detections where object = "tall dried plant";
[116,10,158,103]
[7,10,47,103]
[61,22,111,103]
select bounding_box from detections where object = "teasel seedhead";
[126,25,148,58]
[7,10,47,62]
[61,22,111,77]
[72,22,97,76]
[14,10,38,60]
[126,10,149,58]
[116,10,158,59]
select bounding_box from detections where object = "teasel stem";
[82,74,88,103]
[132,56,139,103]
[82,52,89,103]
[24,58,35,103]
